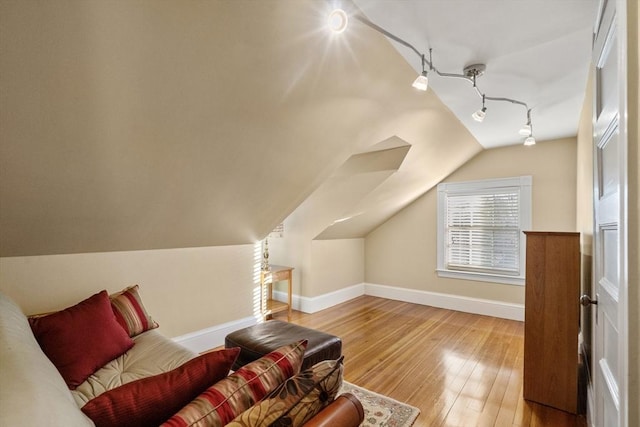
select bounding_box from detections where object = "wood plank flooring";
[274,295,586,427]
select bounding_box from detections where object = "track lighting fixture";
[472,107,487,122]
[412,71,429,91]
[472,95,487,122]
[519,124,532,136]
[330,9,537,146]
[412,54,429,91]
[519,109,533,136]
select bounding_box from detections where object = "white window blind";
[437,176,532,286]
[446,190,520,275]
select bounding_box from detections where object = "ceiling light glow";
[328,9,348,33]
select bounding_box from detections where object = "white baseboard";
[364,283,524,321]
[275,282,523,321]
[172,315,258,353]
[177,282,523,353]
[273,283,365,314]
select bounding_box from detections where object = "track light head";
[328,9,348,33]
[472,107,487,122]
[524,136,536,146]
[519,124,532,136]
[412,71,429,91]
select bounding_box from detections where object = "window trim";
[436,176,532,286]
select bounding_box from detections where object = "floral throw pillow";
[161,340,307,427]
[226,356,344,427]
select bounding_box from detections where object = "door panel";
[591,0,624,425]
[599,131,618,197]
[601,226,618,295]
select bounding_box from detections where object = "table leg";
[287,273,292,321]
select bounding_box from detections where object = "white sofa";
[0,290,96,426]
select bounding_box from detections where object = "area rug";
[339,381,420,427]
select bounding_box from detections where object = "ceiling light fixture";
[472,95,487,122]
[332,9,536,146]
[519,109,533,136]
[412,54,429,91]
[524,136,536,146]
[328,9,349,34]
[412,71,429,91]
[519,124,532,136]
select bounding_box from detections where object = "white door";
[590,0,628,426]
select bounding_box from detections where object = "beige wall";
[0,245,256,338]
[365,138,577,305]
[0,0,479,341]
[269,236,365,298]
[0,0,480,257]
[577,69,594,246]
[308,239,364,296]
[576,69,594,365]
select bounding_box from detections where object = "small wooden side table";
[260,265,293,321]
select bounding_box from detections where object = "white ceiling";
[351,0,599,148]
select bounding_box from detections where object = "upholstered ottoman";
[225,320,342,371]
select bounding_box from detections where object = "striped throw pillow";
[110,285,158,337]
[226,357,344,427]
[161,340,307,427]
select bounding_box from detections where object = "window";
[437,176,532,285]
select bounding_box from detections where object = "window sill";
[436,269,525,286]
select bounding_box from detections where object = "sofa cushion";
[81,347,240,427]
[162,340,307,427]
[72,329,197,405]
[0,291,95,427]
[110,285,159,337]
[29,290,135,389]
[226,357,344,427]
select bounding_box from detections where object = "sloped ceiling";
[1,0,480,256]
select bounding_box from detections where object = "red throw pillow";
[81,348,240,427]
[29,290,135,389]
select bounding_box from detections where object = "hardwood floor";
[274,295,586,427]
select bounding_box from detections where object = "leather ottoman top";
[225,320,342,370]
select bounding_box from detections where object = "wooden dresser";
[523,231,580,413]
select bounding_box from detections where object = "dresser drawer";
[271,270,290,281]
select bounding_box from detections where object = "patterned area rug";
[339,381,420,427]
